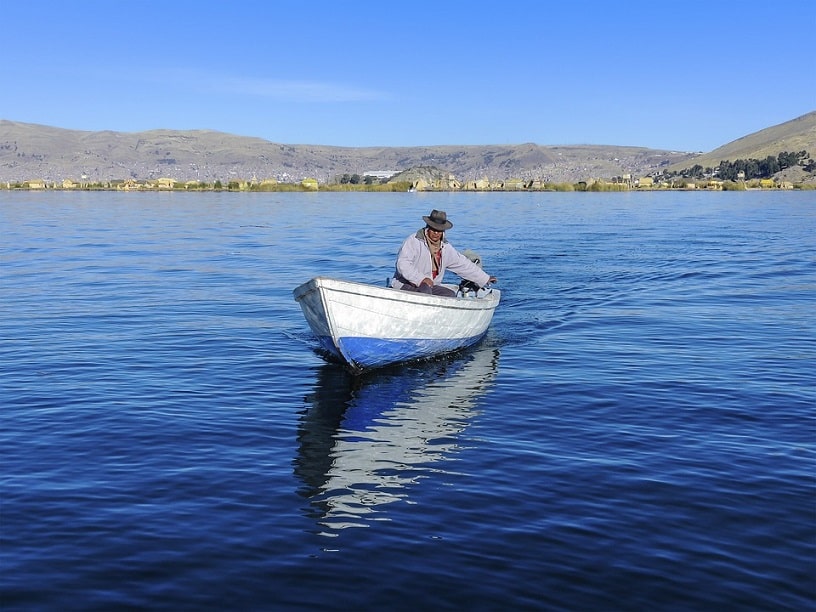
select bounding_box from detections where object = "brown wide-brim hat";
[423,209,453,231]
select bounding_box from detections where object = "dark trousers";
[400,283,456,297]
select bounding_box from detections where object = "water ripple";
[1,191,814,610]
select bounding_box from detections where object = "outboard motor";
[458,249,485,296]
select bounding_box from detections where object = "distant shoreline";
[3,182,812,193]
[3,173,814,193]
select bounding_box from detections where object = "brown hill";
[2,112,814,185]
[0,120,695,184]
[666,111,816,176]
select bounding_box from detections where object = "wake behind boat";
[293,277,500,374]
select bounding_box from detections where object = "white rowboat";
[293,277,500,373]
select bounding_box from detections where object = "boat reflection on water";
[294,344,500,536]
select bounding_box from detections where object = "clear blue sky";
[3,0,814,152]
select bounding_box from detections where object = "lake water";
[1,190,814,610]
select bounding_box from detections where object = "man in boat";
[391,209,498,297]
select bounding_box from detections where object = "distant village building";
[116,179,141,190]
[436,174,461,190]
[363,171,400,180]
[463,177,491,191]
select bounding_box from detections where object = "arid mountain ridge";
[1,112,814,185]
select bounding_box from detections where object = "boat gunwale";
[294,276,500,312]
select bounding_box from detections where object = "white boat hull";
[293,277,500,373]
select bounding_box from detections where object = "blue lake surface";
[1,190,814,610]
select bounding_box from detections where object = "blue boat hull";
[315,332,488,371]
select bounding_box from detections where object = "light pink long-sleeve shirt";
[392,229,490,289]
